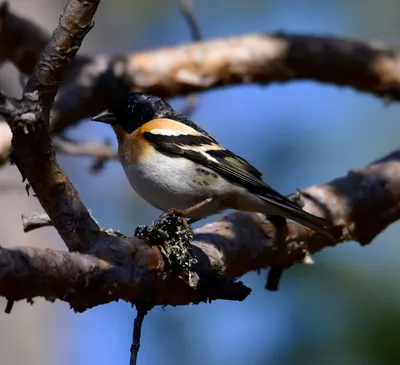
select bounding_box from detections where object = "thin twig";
[179,0,201,41]
[21,212,53,233]
[179,93,198,118]
[266,266,285,291]
[53,136,118,173]
[130,304,151,365]
[5,299,14,313]
[179,0,201,117]
[53,136,117,159]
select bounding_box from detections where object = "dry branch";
[1,2,400,164]
[2,0,101,253]
[0,0,250,309]
[0,244,250,311]
[0,0,398,311]
[2,147,400,308]
[35,33,400,132]
[1,1,399,364]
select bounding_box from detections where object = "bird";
[91,92,333,241]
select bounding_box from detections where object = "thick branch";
[66,148,400,271]
[23,0,98,115]
[5,148,400,308]
[45,33,400,134]
[0,2,399,171]
[1,0,101,252]
[0,0,253,307]
[0,243,250,310]
[0,0,399,310]
[1,2,400,136]
[0,2,49,74]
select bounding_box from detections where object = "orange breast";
[114,125,154,165]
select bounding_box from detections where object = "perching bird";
[92,92,333,241]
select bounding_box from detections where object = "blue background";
[5,0,400,364]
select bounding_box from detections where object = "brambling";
[92,92,333,241]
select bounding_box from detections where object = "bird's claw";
[157,208,190,230]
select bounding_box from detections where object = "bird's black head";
[91,92,177,133]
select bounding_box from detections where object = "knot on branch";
[0,91,36,121]
[134,213,252,303]
[135,214,197,275]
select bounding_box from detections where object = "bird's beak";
[91,109,118,125]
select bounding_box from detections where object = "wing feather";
[143,131,306,211]
[143,130,333,237]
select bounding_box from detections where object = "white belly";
[122,150,233,218]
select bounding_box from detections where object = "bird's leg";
[157,208,190,229]
[157,197,214,229]
[183,197,214,225]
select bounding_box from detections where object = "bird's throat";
[112,125,127,144]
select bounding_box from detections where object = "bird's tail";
[259,195,334,242]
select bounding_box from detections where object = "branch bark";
[0,0,251,308]
[1,1,400,164]
[32,32,400,133]
[0,0,400,311]
[2,0,101,253]
[2,147,400,308]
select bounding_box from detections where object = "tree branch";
[179,0,202,42]
[0,2,399,172]
[0,2,399,139]
[130,305,151,365]
[43,33,400,134]
[0,0,251,309]
[2,1,397,363]
[178,0,201,118]
[0,2,49,74]
[53,136,118,172]
[2,0,102,253]
[21,212,53,233]
[4,147,399,308]
[0,0,399,311]
[0,242,251,311]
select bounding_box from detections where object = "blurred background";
[1,0,400,364]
